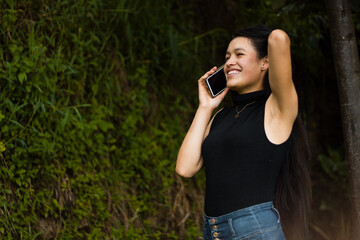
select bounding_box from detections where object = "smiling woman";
[224,37,267,94]
[176,25,311,240]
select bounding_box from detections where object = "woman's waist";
[204,201,273,221]
[204,183,276,217]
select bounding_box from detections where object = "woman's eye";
[237,53,244,56]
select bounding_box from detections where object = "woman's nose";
[226,57,236,67]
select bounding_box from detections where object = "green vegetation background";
[0,0,359,239]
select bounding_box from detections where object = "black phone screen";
[205,67,227,97]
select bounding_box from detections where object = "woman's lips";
[227,69,241,77]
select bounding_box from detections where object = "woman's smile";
[227,68,242,77]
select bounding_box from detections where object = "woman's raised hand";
[198,66,229,110]
[176,67,229,178]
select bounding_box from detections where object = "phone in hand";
[205,66,227,97]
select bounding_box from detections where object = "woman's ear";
[261,56,269,71]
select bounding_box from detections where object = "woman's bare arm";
[267,29,298,119]
[176,67,229,178]
[265,29,298,144]
[176,106,213,177]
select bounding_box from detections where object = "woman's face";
[224,37,266,94]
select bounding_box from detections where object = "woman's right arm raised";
[176,67,229,178]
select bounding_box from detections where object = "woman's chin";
[226,81,240,91]
[226,85,237,92]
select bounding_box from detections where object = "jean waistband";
[204,201,273,222]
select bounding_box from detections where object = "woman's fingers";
[198,66,218,94]
[199,66,217,82]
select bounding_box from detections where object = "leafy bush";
[0,0,227,239]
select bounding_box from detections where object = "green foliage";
[0,0,225,239]
[312,145,351,239]
[318,146,348,185]
[317,145,349,213]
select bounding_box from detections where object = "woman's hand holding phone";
[176,66,228,178]
[198,67,229,110]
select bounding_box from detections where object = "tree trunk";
[325,0,360,239]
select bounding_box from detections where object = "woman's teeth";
[228,70,241,75]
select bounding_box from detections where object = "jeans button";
[210,218,216,224]
[213,232,219,237]
[212,225,218,230]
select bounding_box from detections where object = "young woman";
[176,25,311,240]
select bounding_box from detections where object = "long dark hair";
[232,25,312,240]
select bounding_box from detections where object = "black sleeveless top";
[201,90,293,217]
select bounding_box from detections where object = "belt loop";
[228,218,236,236]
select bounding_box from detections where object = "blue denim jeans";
[203,201,286,240]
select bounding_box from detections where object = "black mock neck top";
[201,90,293,217]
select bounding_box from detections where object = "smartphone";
[205,66,227,97]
